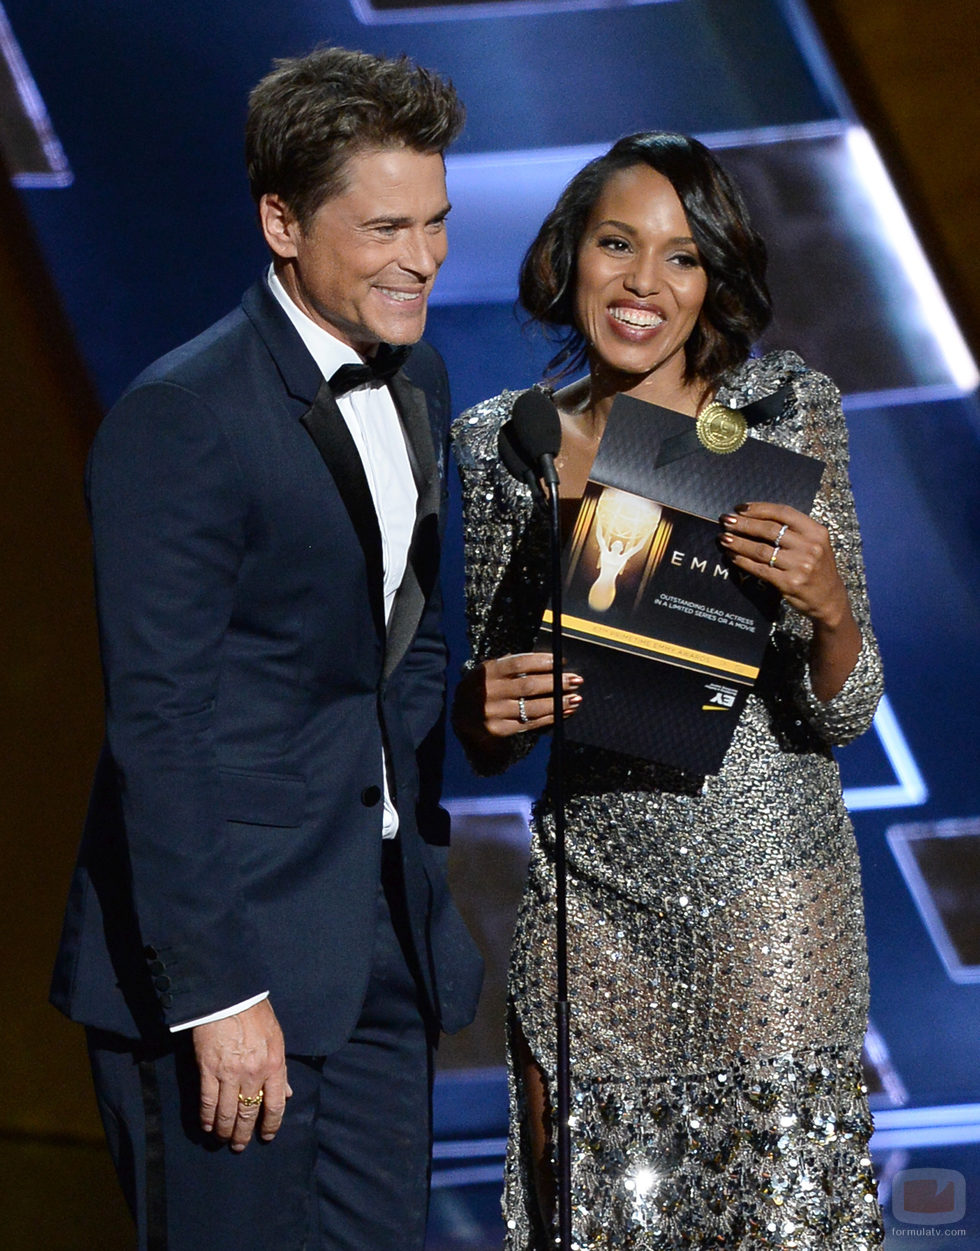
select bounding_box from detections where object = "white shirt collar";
[266,264,366,384]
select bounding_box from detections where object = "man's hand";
[193,999,291,1151]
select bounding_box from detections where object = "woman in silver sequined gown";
[451,135,884,1250]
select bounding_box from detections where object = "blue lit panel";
[842,695,928,813]
[437,795,534,1074]
[350,0,677,26]
[873,1103,980,1152]
[886,817,980,985]
[0,2,70,187]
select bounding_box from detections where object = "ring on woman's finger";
[769,522,789,567]
[237,1090,264,1108]
[517,695,529,724]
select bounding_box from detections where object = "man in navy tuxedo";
[51,46,482,1250]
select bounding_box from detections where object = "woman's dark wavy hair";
[518,132,772,392]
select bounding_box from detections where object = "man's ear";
[259,194,301,259]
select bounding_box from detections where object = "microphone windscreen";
[497,422,534,485]
[511,389,561,463]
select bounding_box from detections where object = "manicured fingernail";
[566,694,583,706]
[734,502,749,513]
[567,674,584,687]
[719,533,735,545]
[721,514,738,528]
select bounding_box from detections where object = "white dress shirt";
[171,268,418,1032]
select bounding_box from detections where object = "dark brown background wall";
[0,160,116,1244]
[810,0,980,353]
[0,158,103,1137]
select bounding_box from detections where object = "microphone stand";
[498,417,572,1248]
[542,462,572,1251]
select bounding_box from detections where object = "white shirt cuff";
[169,991,270,1033]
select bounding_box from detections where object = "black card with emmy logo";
[537,394,825,775]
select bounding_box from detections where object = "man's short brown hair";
[246,46,464,231]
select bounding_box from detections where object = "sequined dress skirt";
[503,730,884,1250]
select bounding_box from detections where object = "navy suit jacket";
[51,278,482,1055]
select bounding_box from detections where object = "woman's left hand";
[719,502,849,629]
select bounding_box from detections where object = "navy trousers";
[88,846,437,1250]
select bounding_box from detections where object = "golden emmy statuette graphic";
[588,489,662,612]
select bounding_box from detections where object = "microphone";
[498,421,543,500]
[503,390,563,492]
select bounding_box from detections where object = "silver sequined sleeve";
[770,369,883,744]
[452,390,550,775]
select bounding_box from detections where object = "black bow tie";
[328,343,410,396]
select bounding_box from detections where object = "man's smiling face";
[261,145,450,353]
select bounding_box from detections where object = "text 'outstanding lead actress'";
[51,47,482,1251]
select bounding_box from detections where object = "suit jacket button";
[160,993,174,1009]
[360,785,382,807]
[143,945,158,960]
[154,976,172,991]
[149,960,166,975]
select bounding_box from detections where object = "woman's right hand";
[452,652,583,754]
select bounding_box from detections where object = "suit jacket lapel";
[293,351,442,678]
[248,279,427,655]
[245,282,387,640]
[384,372,441,684]
[389,372,440,518]
[300,381,386,640]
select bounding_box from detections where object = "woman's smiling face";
[574,163,709,390]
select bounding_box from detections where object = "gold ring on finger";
[517,695,529,725]
[237,1090,264,1108]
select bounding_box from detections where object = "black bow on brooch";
[741,380,793,427]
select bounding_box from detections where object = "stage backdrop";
[2,0,978,1244]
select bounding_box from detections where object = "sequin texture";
[452,352,885,1250]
